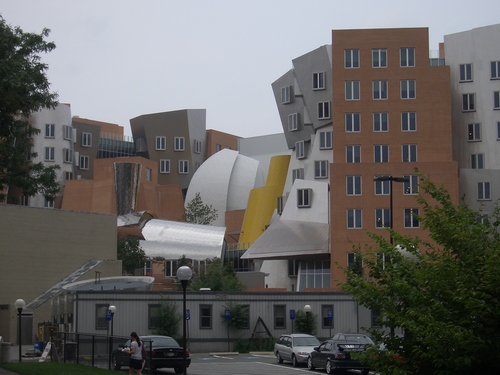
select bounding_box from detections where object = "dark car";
[307,333,374,375]
[112,335,191,373]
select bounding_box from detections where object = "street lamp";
[108,305,116,336]
[177,266,193,375]
[108,305,116,370]
[304,304,312,335]
[15,299,25,362]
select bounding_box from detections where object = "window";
[215,144,222,152]
[292,168,304,182]
[468,123,481,141]
[404,208,420,228]
[79,155,89,170]
[491,61,500,79]
[345,81,360,100]
[65,172,73,180]
[372,48,387,68]
[145,168,152,181]
[194,140,202,154]
[178,160,189,174]
[459,63,473,82]
[295,141,305,159]
[345,49,359,68]
[375,175,390,195]
[313,72,325,90]
[314,160,328,179]
[45,147,55,161]
[174,137,185,151]
[371,310,382,328]
[494,91,500,109]
[82,132,92,147]
[164,260,178,277]
[375,208,391,228]
[288,113,299,131]
[63,125,73,140]
[20,195,29,206]
[373,112,388,132]
[400,47,415,67]
[345,113,360,132]
[277,196,284,215]
[45,124,55,138]
[478,182,491,200]
[402,112,417,131]
[274,305,286,329]
[44,198,54,209]
[322,305,334,328]
[297,188,312,208]
[319,131,332,149]
[471,154,484,169]
[374,145,389,163]
[401,80,416,99]
[497,122,500,139]
[63,148,73,163]
[346,176,362,196]
[347,253,363,275]
[148,305,161,330]
[402,144,417,162]
[403,174,419,195]
[318,102,331,119]
[160,159,170,173]
[281,86,292,104]
[462,93,475,111]
[299,260,330,289]
[95,304,109,330]
[346,145,361,163]
[347,209,362,229]
[200,305,212,329]
[156,136,166,150]
[373,80,388,100]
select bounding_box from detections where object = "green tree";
[0,16,60,202]
[341,173,500,375]
[154,298,181,338]
[117,236,147,275]
[293,310,317,335]
[183,192,218,224]
[190,257,246,292]
[220,302,249,329]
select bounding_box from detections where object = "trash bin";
[0,337,11,364]
[34,341,44,354]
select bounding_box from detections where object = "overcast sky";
[1,0,499,138]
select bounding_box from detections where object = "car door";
[319,341,333,367]
[312,342,327,368]
[283,336,292,361]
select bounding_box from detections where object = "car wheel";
[292,354,299,367]
[276,352,283,364]
[111,354,121,370]
[307,356,315,370]
[174,366,183,374]
[325,359,333,374]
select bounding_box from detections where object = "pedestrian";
[122,331,143,375]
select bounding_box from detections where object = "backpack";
[141,341,147,361]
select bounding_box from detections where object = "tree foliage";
[183,192,218,225]
[341,173,500,375]
[117,236,147,275]
[0,16,60,201]
[220,302,249,329]
[154,298,181,339]
[293,310,318,335]
[190,257,246,292]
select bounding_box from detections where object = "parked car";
[112,335,191,373]
[274,333,321,367]
[307,333,374,374]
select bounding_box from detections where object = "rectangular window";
[20,195,29,206]
[401,112,417,131]
[79,155,89,170]
[288,113,299,131]
[174,137,185,151]
[403,174,419,195]
[194,140,202,154]
[297,188,312,208]
[402,144,417,162]
[372,48,387,68]
[375,175,390,195]
[313,72,325,90]
[347,209,362,229]
[322,305,334,329]
[478,182,491,200]
[373,80,388,100]
[319,131,332,149]
[160,159,170,173]
[459,63,473,82]
[200,305,212,329]
[45,147,55,161]
[346,145,361,163]
[63,148,73,163]
[145,168,151,181]
[471,154,484,169]
[292,168,304,182]
[371,310,382,328]
[494,91,500,109]
[148,304,161,329]
[45,124,55,138]
[288,259,299,277]
[63,125,73,140]
[82,132,92,147]
[404,208,420,228]
[468,123,481,141]
[401,80,416,99]
[347,253,363,273]
[497,122,500,139]
[346,176,362,196]
[373,112,388,132]
[400,47,415,67]
[462,93,476,111]
[345,81,360,100]
[274,305,286,329]
[44,198,54,209]
[375,208,391,228]
[374,145,389,163]
[281,86,292,104]
[318,102,331,119]
[156,136,166,150]
[164,260,178,277]
[65,172,73,181]
[314,160,328,179]
[298,260,330,289]
[277,196,284,215]
[344,49,359,68]
[491,61,500,79]
[178,160,189,174]
[295,141,305,159]
[95,304,109,330]
[345,113,360,132]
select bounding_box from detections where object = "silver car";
[274,333,321,367]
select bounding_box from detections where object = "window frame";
[314,160,328,179]
[344,49,360,68]
[375,208,391,228]
[401,112,417,131]
[404,208,420,228]
[322,304,334,329]
[403,174,419,195]
[95,304,109,330]
[82,132,92,147]
[318,101,331,119]
[347,208,362,229]
[373,112,388,132]
[372,80,388,100]
[401,79,416,99]
[374,175,390,195]
[63,148,73,163]
[494,91,500,110]
[345,113,360,132]
[372,48,387,68]
[491,61,500,79]
[178,160,189,174]
[313,72,326,90]
[471,153,484,169]
[374,144,389,163]
[459,63,473,82]
[295,141,305,159]
[200,304,213,329]
[402,144,417,162]
[281,86,292,104]
[319,131,332,149]
[346,145,361,163]
[174,137,185,151]
[45,124,55,138]
[468,123,481,141]
[297,188,312,208]
[79,155,89,170]
[346,175,362,196]
[156,136,166,150]
[478,182,491,200]
[44,147,55,161]
[400,47,415,67]
[274,305,286,329]
[288,113,299,131]
[148,304,161,330]
[63,125,73,140]
[194,140,202,154]
[292,168,304,182]
[345,81,360,100]
[160,159,170,173]
[462,93,476,112]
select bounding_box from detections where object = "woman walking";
[122,331,143,375]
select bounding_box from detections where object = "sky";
[1,0,499,138]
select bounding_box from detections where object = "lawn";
[1,362,112,374]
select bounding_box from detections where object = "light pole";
[177,266,193,375]
[15,299,25,362]
[304,305,312,335]
[108,305,116,370]
[109,305,116,336]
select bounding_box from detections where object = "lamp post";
[15,299,25,362]
[304,304,312,335]
[108,305,116,370]
[177,266,193,375]
[108,305,116,336]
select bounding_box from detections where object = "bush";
[234,337,275,353]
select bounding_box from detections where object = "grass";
[0,362,112,374]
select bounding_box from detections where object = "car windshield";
[146,337,180,348]
[343,335,374,345]
[294,337,320,346]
